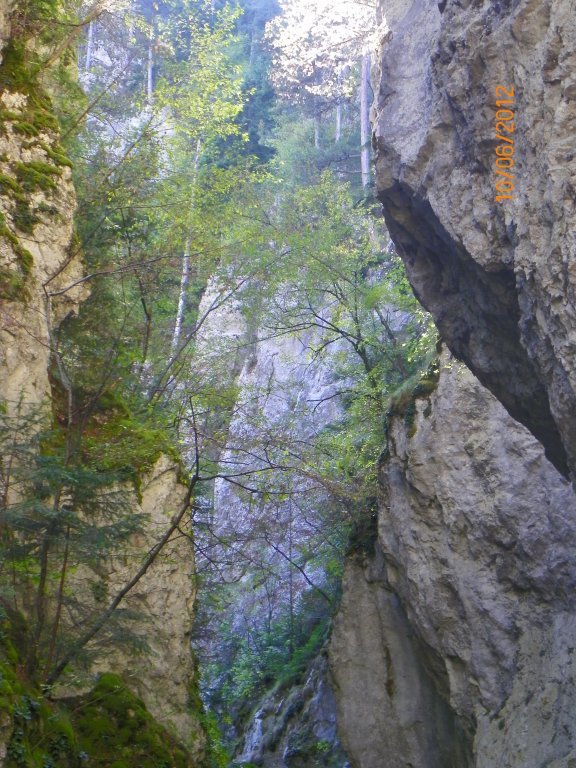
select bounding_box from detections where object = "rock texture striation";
[372,0,576,480]
[330,352,576,767]
[237,655,347,768]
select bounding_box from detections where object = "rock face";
[372,0,576,480]
[194,283,349,767]
[86,455,205,757]
[0,112,86,410]
[237,655,347,768]
[0,43,87,413]
[330,352,576,767]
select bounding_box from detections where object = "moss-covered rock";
[14,161,61,193]
[0,35,73,300]
[386,358,441,439]
[0,612,197,768]
[69,673,194,768]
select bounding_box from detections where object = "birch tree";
[265,0,377,153]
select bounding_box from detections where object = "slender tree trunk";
[25,515,58,677]
[147,40,154,104]
[171,238,191,354]
[170,138,202,354]
[335,67,342,143]
[314,112,321,150]
[360,52,371,188]
[288,502,294,659]
[85,21,94,71]
[41,3,105,70]
[45,526,71,673]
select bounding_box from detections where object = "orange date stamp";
[494,85,515,202]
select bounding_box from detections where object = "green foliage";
[74,390,179,482]
[284,730,343,768]
[204,588,331,725]
[219,168,434,508]
[1,4,438,764]
[386,357,440,439]
[0,613,196,768]
[196,149,433,755]
[347,501,378,559]
[70,673,193,768]
[200,709,231,768]
[0,405,150,682]
[1,609,78,768]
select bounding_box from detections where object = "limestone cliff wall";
[372,0,576,480]
[0,78,87,411]
[85,455,205,758]
[194,282,349,766]
[330,352,576,767]
[0,7,203,761]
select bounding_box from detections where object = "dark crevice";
[378,180,569,478]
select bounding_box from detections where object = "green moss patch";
[0,159,62,240]
[0,174,23,195]
[39,142,73,168]
[70,673,193,768]
[0,610,78,768]
[78,390,180,484]
[386,358,440,439]
[0,43,56,129]
[14,161,61,193]
[12,121,40,137]
[1,613,197,768]
[0,212,34,300]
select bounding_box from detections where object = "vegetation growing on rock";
[0,0,437,764]
[1,610,197,768]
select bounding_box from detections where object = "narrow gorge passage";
[0,0,575,767]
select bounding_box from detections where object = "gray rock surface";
[372,0,576,480]
[330,352,576,767]
[237,655,348,768]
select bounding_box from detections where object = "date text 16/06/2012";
[494,85,515,202]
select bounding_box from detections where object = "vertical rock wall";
[236,655,347,768]
[333,2,576,764]
[194,284,349,765]
[372,0,576,480]
[0,44,87,411]
[330,352,576,767]
[85,455,205,758]
[0,6,203,759]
